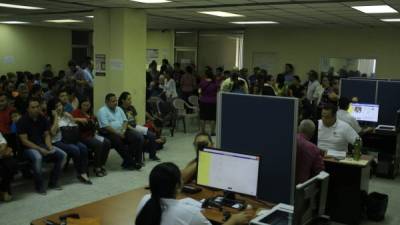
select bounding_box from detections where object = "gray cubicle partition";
[216,93,298,204]
[377,81,400,125]
[340,79,377,104]
[340,79,400,125]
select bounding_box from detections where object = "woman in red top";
[71,98,111,177]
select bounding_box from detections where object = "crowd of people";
[0,59,167,201]
[0,58,367,209]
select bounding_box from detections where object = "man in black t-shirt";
[17,98,66,194]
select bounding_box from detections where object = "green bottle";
[353,137,362,161]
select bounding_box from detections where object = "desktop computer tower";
[376,153,399,178]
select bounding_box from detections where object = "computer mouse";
[223,211,231,221]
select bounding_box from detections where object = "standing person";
[97,93,143,170]
[318,76,339,109]
[163,71,178,100]
[135,162,253,225]
[288,75,304,98]
[199,71,219,135]
[0,132,18,202]
[275,74,288,96]
[48,99,92,185]
[17,98,66,194]
[118,92,160,161]
[306,70,320,105]
[283,63,295,84]
[72,98,111,177]
[180,66,197,102]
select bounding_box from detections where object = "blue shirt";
[83,68,94,87]
[97,105,127,132]
[64,103,74,113]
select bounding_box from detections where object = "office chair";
[294,171,330,225]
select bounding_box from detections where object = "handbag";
[61,125,80,144]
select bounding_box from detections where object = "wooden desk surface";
[324,154,374,167]
[31,185,272,225]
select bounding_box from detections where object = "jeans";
[23,147,66,190]
[54,142,89,175]
[81,136,111,168]
[145,131,157,158]
[0,157,18,193]
[101,129,143,167]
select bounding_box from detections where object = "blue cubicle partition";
[377,81,400,125]
[340,79,377,104]
[340,79,400,125]
[216,93,298,204]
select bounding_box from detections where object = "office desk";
[324,155,373,225]
[31,186,271,225]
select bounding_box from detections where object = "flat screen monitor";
[348,103,379,122]
[197,147,261,197]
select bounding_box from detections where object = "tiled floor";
[0,131,398,225]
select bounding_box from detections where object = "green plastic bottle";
[353,137,362,161]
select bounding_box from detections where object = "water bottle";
[353,137,362,161]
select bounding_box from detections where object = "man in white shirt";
[337,97,373,134]
[318,104,360,152]
[306,70,320,104]
[220,72,249,93]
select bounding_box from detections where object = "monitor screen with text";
[197,148,260,196]
[348,103,379,122]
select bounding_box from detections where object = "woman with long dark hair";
[48,99,91,184]
[71,98,111,177]
[135,162,252,225]
[198,70,219,135]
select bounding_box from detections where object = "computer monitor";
[348,103,379,122]
[197,147,261,197]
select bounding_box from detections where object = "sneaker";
[150,156,161,161]
[77,175,93,185]
[48,183,63,191]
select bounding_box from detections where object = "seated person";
[135,162,252,225]
[14,83,30,114]
[181,133,214,184]
[337,97,373,134]
[17,98,67,194]
[0,132,18,202]
[0,92,14,135]
[118,92,160,161]
[144,118,166,151]
[296,120,325,184]
[58,89,74,113]
[48,99,91,185]
[220,72,249,93]
[72,98,111,177]
[97,93,143,170]
[318,104,360,152]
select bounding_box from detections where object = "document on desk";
[327,150,346,159]
[180,198,203,209]
[339,158,369,166]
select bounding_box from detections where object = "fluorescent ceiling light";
[45,19,83,23]
[352,5,398,14]
[86,16,94,18]
[199,11,244,17]
[130,0,171,3]
[176,31,193,34]
[231,21,278,24]
[0,21,30,24]
[0,3,44,10]
[381,18,400,22]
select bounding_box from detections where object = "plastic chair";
[172,98,199,133]
[188,95,200,114]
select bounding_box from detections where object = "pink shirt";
[296,133,325,184]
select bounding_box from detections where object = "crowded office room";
[0,0,400,225]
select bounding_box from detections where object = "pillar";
[93,8,147,124]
